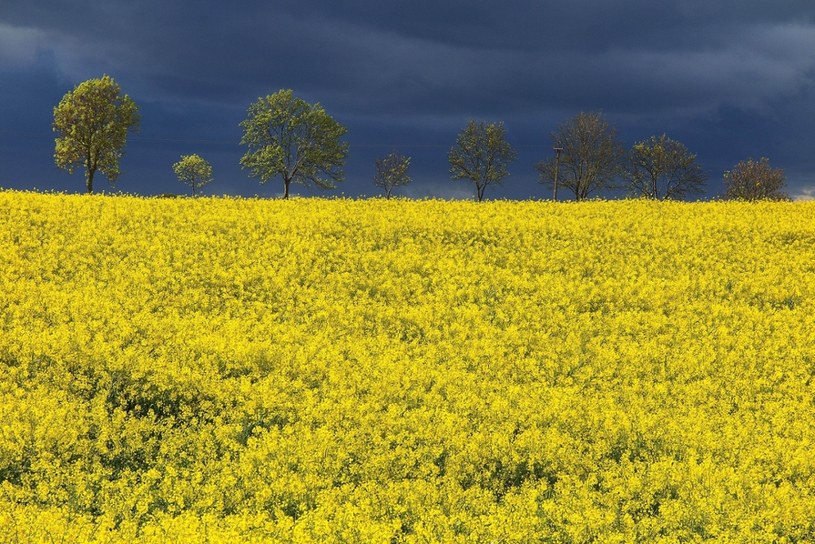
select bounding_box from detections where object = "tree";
[624,134,707,200]
[239,89,348,199]
[448,120,516,201]
[53,75,139,193]
[724,157,789,201]
[374,151,411,198]
[173,154,213,196]
[536,112,624,201]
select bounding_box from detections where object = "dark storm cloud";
[5,0,814,114]
[2,0,815,198]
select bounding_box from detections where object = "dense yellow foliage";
[1,192,815,543]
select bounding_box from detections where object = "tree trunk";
[86,168,95,194]
[283,178,290,199]
[477,184,485,202]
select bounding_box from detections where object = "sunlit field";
[1,192,814,542]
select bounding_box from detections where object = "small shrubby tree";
[449,120,516,201]
[173,154,213,196]
[240,89,348,199]
[374,151,411,198]
[624,134,707,200]
[53,75,139,193]
[724,157,789,201]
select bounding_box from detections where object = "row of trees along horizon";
[52,75,790,201]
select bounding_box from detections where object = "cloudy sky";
[2,0,815,199]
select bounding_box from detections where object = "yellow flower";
[1,192,814,541]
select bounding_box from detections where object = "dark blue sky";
[2,0,815,199]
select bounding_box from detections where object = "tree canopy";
[173,154,213,196]
[52,75,139,193]
[724,157,789,201]
[374,151,411,198]
[537,112,624,201]
[449,120,516,201]
[624,134,706,200]
[239,89,348,199]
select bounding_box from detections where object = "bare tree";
[624,134,706,200]
[536,112,624,201]
[374,151,411,198]
[723,157,789,201]
[449,120,517,201]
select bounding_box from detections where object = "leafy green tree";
[52,75,139,193]
[449,120,516,201]
[374,151,411,198]
[724,157,789,201]
[624,134,706,200]
[239,89,349,199]
[536,112,624,201]
[173,154,213,196]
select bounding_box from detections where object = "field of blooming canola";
[1,192,815,542]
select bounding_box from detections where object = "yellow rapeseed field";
[1,191,814,543]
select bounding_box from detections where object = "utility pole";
[553,147,563,201]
